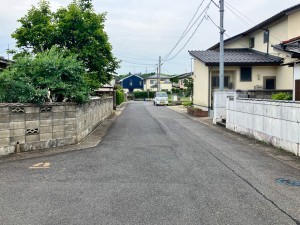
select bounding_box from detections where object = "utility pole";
[158,56,161,92]
[219,0,225,91]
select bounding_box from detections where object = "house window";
[150,80,156,84]
[129,80,133,86]
[240,67,252,81]
[212,76,229,88]
[139,81,142,86]
[249,37,255,48]
[263,30,269,44]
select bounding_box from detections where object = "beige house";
[172,72,194,90]
[144,74,172,92]
[190,3,300,112]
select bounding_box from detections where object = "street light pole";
[219,0,225,91]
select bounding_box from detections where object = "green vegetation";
[183,77,193,98]
[0,47,89,104]
[182,101,193,107]
[133,91,155,99]
[271,92,292,100]
[115,85,125,105]
[11,0,119,89]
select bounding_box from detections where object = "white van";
[153,92,168,106]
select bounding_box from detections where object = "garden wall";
[226,98,300,156]
[0,97,113,156]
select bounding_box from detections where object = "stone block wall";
[0,97,113,156]
[226,98,300,156]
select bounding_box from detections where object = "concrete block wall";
[226,99,300,156]
[0,97,113,156]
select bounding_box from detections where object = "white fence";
[226,98,300,156]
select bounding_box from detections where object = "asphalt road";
[0,102,300,225]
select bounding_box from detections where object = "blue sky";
[1,0,299,76]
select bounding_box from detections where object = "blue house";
[119,74,144,92]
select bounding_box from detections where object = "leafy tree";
[0,47,90,104]
[12,0,119,88]
[170,76,179,84]
[183,77,193,100]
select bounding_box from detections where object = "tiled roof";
[189,48,283,66]
[273,44,300,55]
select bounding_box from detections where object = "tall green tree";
[12,0,119,88]
[0,47,90,104]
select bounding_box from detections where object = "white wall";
[213,91,237,124]
[226,99,300,156]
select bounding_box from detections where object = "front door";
[264,77,276,89]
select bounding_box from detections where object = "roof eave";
[208,4,300,50]
[205,62,282,66]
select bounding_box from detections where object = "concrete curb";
[0,106,126,163]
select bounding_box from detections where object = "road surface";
[0,102,300,225]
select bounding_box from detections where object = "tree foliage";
[183,77,193,98]
[12,0,119,87]
[0,47,90,104]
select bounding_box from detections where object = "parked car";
[153,92,168,106]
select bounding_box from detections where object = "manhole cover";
[276,178,300,187]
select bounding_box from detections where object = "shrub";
[182,101,193,107]
[133,91,155,99]
[271,92,292,100]
[116,89,125,105]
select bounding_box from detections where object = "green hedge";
[134,91,155,99]
[116,89,125,105]
[271,92,292,100]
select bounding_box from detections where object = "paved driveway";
[0,102,300,225]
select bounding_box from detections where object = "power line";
[163,3,211,62]
[224,3,252,27]
[121,59,156,66]
[225,2,256,25]
[162,0,208,62]
[116,54,157,62]
[115,51,157,61]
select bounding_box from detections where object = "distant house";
[172,72,194,90]
[190,3,300,113]
[118,74,144,93]
[144,74,172,92]
[0,57,10,71]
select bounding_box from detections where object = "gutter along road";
[0,102,300,224]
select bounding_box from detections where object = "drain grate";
[276,178,300,187]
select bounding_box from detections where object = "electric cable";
[162,0,208,62]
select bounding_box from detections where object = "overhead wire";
[163,1,212,62]
[116,54,157,62]
[162,0,208,62]
[224,1,282,42]
[121,59,156,66]
[224,3,252,27]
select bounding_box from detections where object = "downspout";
[208,66,214,115]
